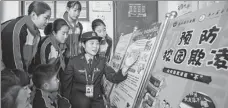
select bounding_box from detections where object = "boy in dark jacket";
[32,64,71,108]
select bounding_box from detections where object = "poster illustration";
[109,22,161,108]
[103,32,135,100]
[139,2,228,108]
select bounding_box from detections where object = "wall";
[1,1,20,23]
[114,1,158,51]
[88,1,114,41]
[158,1,225,22]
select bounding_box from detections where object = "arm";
[104,60,128,84]
[60,58,74,99]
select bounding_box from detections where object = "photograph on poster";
[179,91,215,108]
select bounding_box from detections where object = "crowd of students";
[1,1,139,108]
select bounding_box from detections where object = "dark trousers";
[70,90,105,108]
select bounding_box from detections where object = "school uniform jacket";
[33,89,71,108]
[99,35,113,62]
[61,54,128,100]
[35,35,66,70]
[1,16,40,72]
[63,12,83,58]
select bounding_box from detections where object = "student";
[1,68,32,108]
[32,64,71,108]
[63,1,83,60]
[34,18,69,72]
[61,31,139,108]
[92,19,112,62]
[1,1,51,73]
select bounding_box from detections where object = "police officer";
[61,31,138,108]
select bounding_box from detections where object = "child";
[34,18,69,72]
[1,68,32,108]
[92,19,112,62]
[63,1,83,59]
[32,64,71,108]
[1,1,51,73]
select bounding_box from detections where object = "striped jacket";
[63,12,83,58]
[1,16,40,72]
[34,35,66,71]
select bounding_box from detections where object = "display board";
[103,32,135,99]
[138,2,228,108]
[109,22,161,108]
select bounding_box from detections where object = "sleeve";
[106,37,113,62]
[60,58,74,99]
[78,22,83,42]
[104,59,128,84]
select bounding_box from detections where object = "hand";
[124,50,140,68]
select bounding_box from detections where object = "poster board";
[138,2,228,108]
[103,32,135,99]
[109,22,161,108]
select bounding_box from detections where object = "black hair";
[67,1,82,11]
[44,18,69,35]
[92,19,106,31]
[1,68,30,108]
[28,1,51,16]
[32,64,58,89]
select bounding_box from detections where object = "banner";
[109,22,161,108]
[139,2,228,108]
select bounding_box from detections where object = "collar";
[50,35,67,50]
[63,11,79,28]
[24,15,40,36]
[37,89,55,108]
[80,53,98,61]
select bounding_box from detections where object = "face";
[67,4,81,21]
[32,10,51,29]
[94,25,107,38]
[16,85,32,108]
[54,25,69,43]
[45,74,59,92]
[83,39,100,56]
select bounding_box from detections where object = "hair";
[92,19,106,31]
[67,1,82,11]
[32,64,58,89]
[1,69,30,108]
[44,18,69,35]
[28,1,51,16]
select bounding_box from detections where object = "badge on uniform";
[85,85,94,98]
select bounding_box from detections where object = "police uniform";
[61,32,128,108]
[63,11,83,59]
[1,16,41,72]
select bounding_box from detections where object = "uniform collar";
[24,15,40,36]
[80,53,98,61]
[49,35,67,50]
[36,89,55,108]
[63,11,79,28]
